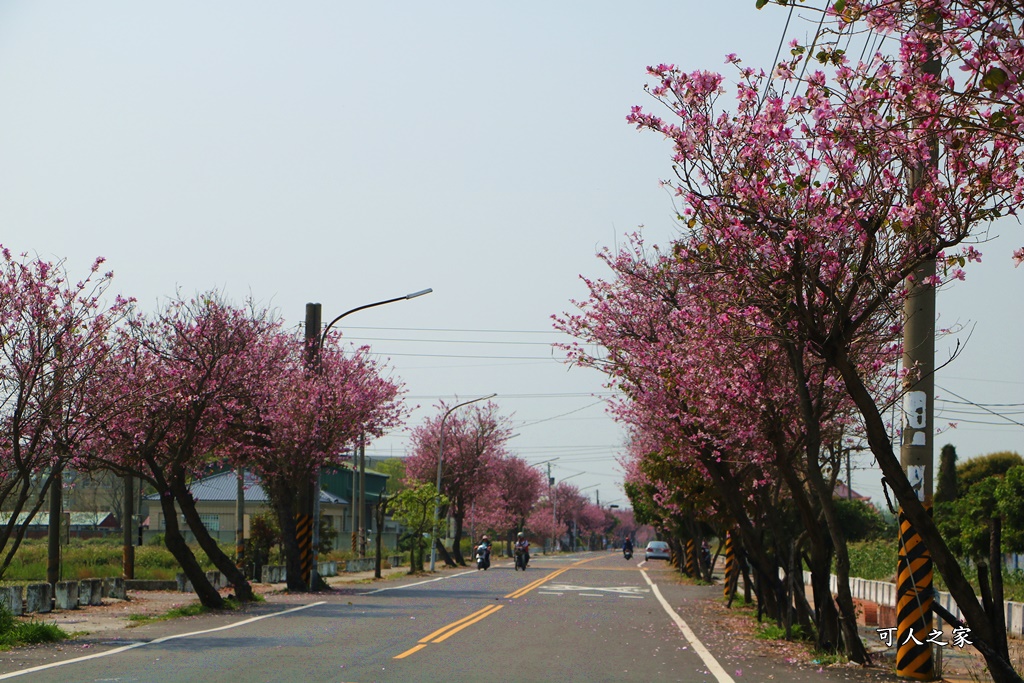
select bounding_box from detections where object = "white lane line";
[0,601,327,681]
[363,570,477,594]
[640,570,734,683]
[579,593,604,597]
[537,592,563,595]
[620,595,645,599]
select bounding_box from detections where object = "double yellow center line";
[393,604,505,659]
[394,556,600,659]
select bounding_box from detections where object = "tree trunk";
[451,512,466,566]
[433,537,456,567]
[159,493,223,609]
[276,497,306,591]
[828,344,1022,682]
[991,518,1009,662]
[171,477,254,602]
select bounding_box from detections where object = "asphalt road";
[0,552,898,682]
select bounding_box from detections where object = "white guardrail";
[801,571,1024,638]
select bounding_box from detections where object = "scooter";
[514,546,529,571]
[475,544,490,570]
[623,548,633,560]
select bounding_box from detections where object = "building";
[141,465,398,551]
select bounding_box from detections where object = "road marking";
[393,604,505,659]
[579,593,604,597]
[393,555,602,659]
[0,601,327,681]
[392,643,428,659]
[620,595,645,599]
[640,570,734,683]
[545,584,649,595]
[430,605,503,643]
[363,570,476,594]
[504,555,602,599]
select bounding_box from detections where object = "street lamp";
[551,471,583,553]
[429,393,497,572]
[304,288,432,589]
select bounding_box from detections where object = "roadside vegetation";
[0,606,66,650]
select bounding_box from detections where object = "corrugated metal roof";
[0,512,116,526]
[143,470,347,505]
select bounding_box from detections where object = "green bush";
[0,604,67,649]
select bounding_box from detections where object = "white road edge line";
[0,601,328,681]
[363,570,477,595]
[640,570,735,683]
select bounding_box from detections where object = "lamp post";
[551,471,583,553]
[429,393,497,572]
[303,287,432,589]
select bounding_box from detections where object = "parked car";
[645,541,671,561]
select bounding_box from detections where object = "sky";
[0,1,1020,511]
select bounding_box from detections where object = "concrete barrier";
[345,558,375,573]
[175,573,193,593]
[126,579,177,592]
[104,577,127,600]
[25,584,51,614]
[78,579,102,607]
[0,586,22,616]
[55,581,78,610]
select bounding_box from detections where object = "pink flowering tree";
[491,456,544,551]
[239,334,404,591]
[0,249,130,577]
[406,401,513,566]
[91,292,277,607]
[615,3,1024,673]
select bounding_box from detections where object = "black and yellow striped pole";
[295,512,313,588]
[723,531,736,602]
[685,538,697,578]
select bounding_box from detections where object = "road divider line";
[504,555,602,599]
[392,643,429,660]
[0,601,327,681]
[640,570,734,683]
[416,605,499,643]
[430,605,503,643]
[393,604,505,659]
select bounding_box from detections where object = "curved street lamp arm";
[319,288,432,348]
[429,392,497,572]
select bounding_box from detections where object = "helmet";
[482,535,489,541]
[517,532,525,538]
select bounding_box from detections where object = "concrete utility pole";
[358,437,366,557]
[46,471,62,585]
[236,467,245,569]
[299,302,321,590]
[122,475,134,579]
[896,12,941,680]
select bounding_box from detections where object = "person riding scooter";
[514,532,530,569]
[475,535,491,570]
[622,537,634,560]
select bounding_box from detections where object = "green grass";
[0,605,68,650]
[128,597,241,627]
[1,539,227,582]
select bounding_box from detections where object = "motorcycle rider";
[514,532,530,567]
[622,537,634,558]
[477,535,491,563]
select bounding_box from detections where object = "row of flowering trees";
[560,1,1024,679]
[0,249,404,607]
[403,401,615,563]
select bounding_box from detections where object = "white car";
[645,541,671,561]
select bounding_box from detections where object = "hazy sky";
[1,2,1020,509]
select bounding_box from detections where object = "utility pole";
[122,475,134,580]
[358,437,366,557]
[236,467,245,570]
[298,302,320,590]
[46,470,62,586]
[896,12,941,680]
[549,463,556,553]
